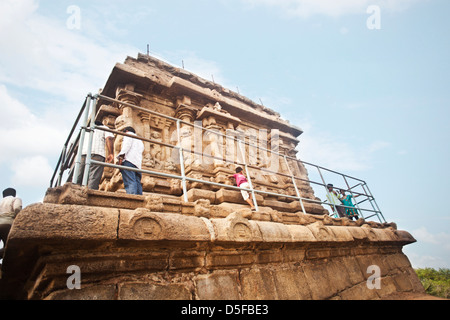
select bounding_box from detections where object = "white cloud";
[411,227,450,251]
[0,0,142,201]
[242,0,423,18]
[11,156,54,188]
[299,133,370,171]
[0,0,138,102]
[297,127,390,173]
[0,85,65,163]
[406,251,448,269]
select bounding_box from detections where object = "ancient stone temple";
[0,53,426,300]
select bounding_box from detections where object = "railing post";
[342,175,364,220]
[363,183,386,223]
[176,120,189,203]
[56,145,67,187]
[72,94,92,184]
[284,156,306,215]
[81,95,98,187]
[316,166,338,217]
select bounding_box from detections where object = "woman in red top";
[229,167,256,211]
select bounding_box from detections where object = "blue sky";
[0,0,449,269]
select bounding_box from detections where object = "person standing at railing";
[117,127,145,195]
[0,188,22,258]
[326,184,346,218]
[228,167,257,212]
[339,189,360,220]
[76,121,115,190]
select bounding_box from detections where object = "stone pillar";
[114,84,143,132]
[139,112,152,167]
[175,96,197,167]
[163,119,176,171]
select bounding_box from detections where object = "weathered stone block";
[206,250,255,269]
[394,230,416,244]
[346,226,369,241]
[283,248,306,263]
[240,268,277,300]
[195,270,240,300]
[324,259,353,294]
[339,281,379,300]
[392,272,414,292]
[255,221,292,242]
[302,261,334,300]
[210,212,263,243]
[307,222,334,242]
[170,251,205,271]
[145,194,164,212]
[285,225,316,242]
[118,283,192,300]
[377,276,399,298]
[272,268,312,300]
[186,188,216,203]
[340,256,365,285]
[45,285,117,300]
[118,208,211,241]
[255,250,283,264]
[10,203,119,242]
[194,199,211,218]
[328,226,355,242]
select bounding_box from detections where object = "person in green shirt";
[339,189,360,220]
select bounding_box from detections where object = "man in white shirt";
[326,184,346,218]
[117,127,144,195]
[0,188,22,257]
[76,121,114,190]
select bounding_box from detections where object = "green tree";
[415,268,450,299]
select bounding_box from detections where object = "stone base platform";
[0,184,425,300]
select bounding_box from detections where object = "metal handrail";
[50,94,90,187]
[93,127,380,211]
[51,93,386,223]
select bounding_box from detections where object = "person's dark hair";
[3,188,16,198]
[123,126,136,133]
[236,167,243,173]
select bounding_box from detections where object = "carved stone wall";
[90,54,326,215]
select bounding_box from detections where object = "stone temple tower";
[0,54,426,300]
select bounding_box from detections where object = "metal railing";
[51,93,386,223]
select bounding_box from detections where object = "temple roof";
[99,53,303,138]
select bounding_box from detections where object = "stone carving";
[133,217,162,240]
[194,199,211,218]
[232,223,252,241]
[307,222,333,242]
[224,212,257,242]
[59,183,88,205]
[145,194,164,212]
